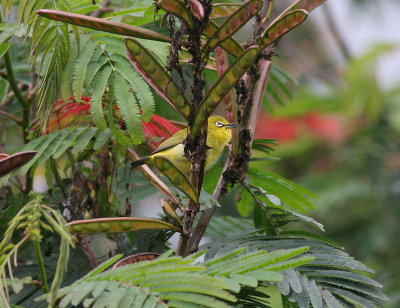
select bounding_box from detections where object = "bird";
[131,115,239,175]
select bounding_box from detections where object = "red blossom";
[45,96,179,149]
[255,111,348,145]
[255,111,298,142]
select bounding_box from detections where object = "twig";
[0,71,8,80]
[0,84,26,108]
[0,109,22,124]
[91,0,111,18]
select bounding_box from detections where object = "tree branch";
[0,109,22,124]
[188,144,233,253]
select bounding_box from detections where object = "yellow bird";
[132,115,239,174]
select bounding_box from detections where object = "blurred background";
[252,0,400,305]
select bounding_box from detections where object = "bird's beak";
[226,123,240,129]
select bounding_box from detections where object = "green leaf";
[271,208,324,231]
[0,23,17,44]
[52,128,86,159]
[41,255,235,307]
[322,290,342,308]
[93,128,111,151]
[246,270,282,282]
[71,127,98,154]
[248,168,315,212]
[279,230,339,247]
[113,73,143,144]
[21,131,62,174]
[112,54,154,122]
[72,39,96,101]
[203,232,387,308]
[60,34,79,102]
[308,279,323,308]
[86,255,124,278]
[316,278,388,302]
[84,49,105,89]
[90,65,112,130]
[229,274,258,287]
[236,188,254,218]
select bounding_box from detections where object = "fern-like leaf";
[72,39,96,101]
[90,65,112,130]
[113,73,143,144]
[112,54,154,122]
[202,228,388,308]
[0,127,106,184]
[84,50,106,88]
[247,167,316,212]
[71,127,98,154]
[37,255,236,307]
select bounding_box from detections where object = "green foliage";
[38,254,236,307]
[37,243,314,307]
[264,64,297,108]
[0,193,74,308]
[202,221,388,308]
[2,0,160,134]
[236,168,316,217]
[113,73,143,143]
[4,0,85,123]
[0,127,102,186]
[63,34,159,141]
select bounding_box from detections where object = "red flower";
[45,96,91,134]
[45,96,180,149]
[255,111,348,145]
[255,111,298,143]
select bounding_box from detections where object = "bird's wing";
[151,128,188,155]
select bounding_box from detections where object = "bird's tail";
[131,156,149,169]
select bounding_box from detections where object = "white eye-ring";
[215,121,224,127]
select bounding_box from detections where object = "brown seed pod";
[0,151,37,178]
[112,253,160,268]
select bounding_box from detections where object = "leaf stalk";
[33,240,49,293]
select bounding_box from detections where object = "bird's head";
[207,115,239,144]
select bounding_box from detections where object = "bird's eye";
[215,121,224,127]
